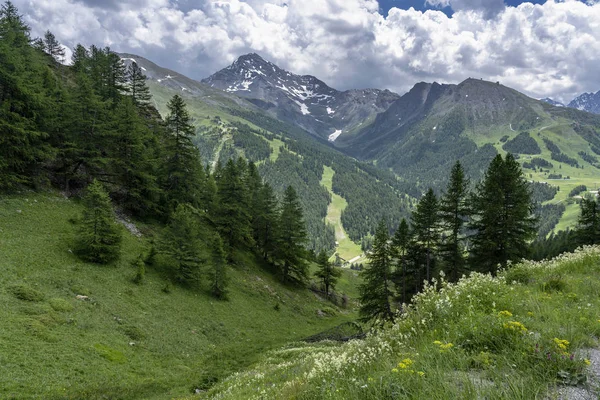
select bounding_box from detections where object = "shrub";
[49,298,74,312]
[540,275,566,292]
[9,284,45,302]
[503,265,534,285]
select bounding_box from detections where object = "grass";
[0,192,358,399]
[320,166,364,264]
[200,246,600,399]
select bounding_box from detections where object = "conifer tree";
[315,250,341,297]
[127,61,151,106]
[158,204,203,285]
[75,180,122,263]
[411,188,440,283]
[43,30,65,62]
[276,186,309,284]
[215,159,253,256]
[470,154,536,273]
[71,44,89,72]
[359,220,395,323]
[209,234,229,299]
[439,161,470,282]
[391,218,410,304]
[162,94,204,211]
[575,197,600,245]
[253,182,279,260]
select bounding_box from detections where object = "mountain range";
[120,52,600,245]
[541,90,600,114]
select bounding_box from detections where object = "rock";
[75,295,89,300]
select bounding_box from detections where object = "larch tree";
[276,185,309,285]
[359,219,395,323]
[469,153,536,274]
[315,250,341,298]
[75,180,122,264]
[439,161,470,282]
[411,188,440,283]
[391,218,411,305]
[209,234,229,299]
[576,197,600,245]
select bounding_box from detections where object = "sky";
[12,0,600,102]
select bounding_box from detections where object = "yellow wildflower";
[398,362,408,369]
[527,312,534,317]
[503,321,527,333]
[402,358,414,366]
[433,340,443,345]
[584,359,591,366]
[499,310,513,317]
[417,371,425,377]
[392,368,398,373]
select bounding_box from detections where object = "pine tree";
[391,218,410,304]
[75,180,122,263]
[576,197,600,245]
[470,154,536,274]
[162,94,204,211]
[276,186,309,285]
[253,182,279,260]
[315,250,341,297]
[439,161,470,282]
[411,188,440,283]
[209,234,229,299]
[71,44,89,73]
[127,61,151,106]
[43,30,65,62]
[158,204,203,285]
[215,159,253,256]
[359,219,395,323]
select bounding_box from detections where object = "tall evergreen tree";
[575,197,600,245]
[314,250,341,297]
[215,159,253,256]
[469,154,536,274]
[411,188,440,283]
[391,218,411,304]
[276,186,309,285]
[162,94,204,211]
[127,61,151,106]
[253,182,279,260]
[359,219,395,323]
[42,30,65,62]
[158,204,203,285]
[71,44,89,73]
[75,180,122,263]
[209,234,229,299]
[439,161,470,282]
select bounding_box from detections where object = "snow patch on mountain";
[328,130,342,142]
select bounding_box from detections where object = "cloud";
[11,0,600,103]
[426,0,505,19]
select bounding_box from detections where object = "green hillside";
[198,246,600,400]
[0,193,359,399]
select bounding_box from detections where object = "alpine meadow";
[2,1,600,399]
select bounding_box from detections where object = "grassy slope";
[320,166,364,264]
[0,193,357,399]
[200,246,600,400]
[467,115,600,235]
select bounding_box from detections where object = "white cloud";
[12,0,600,102]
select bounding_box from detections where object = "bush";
[9,284,45,302]
[132,255,146,285]
[540,275,566,292]
[49,298,74,312]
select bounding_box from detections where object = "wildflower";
[417,371,425,377]
[503,321,527,333]
[553,338,569,351]
[433,340,443,345]
[584,359,591,366]
[401,358,413,366]
[527,312,534,317]
[499,310,513,317]
[392,368,398,373]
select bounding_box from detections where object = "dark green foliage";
[575,197,600,245]
[469,154,536,274]
[314,250,341,297]
[209,234,229,299]
[127,62,151,106]
[230,124,271,162]
[502,132,541,154]
[522,157,553,170]
[215,158,253,257]
[543,138,560,154]
[162,94,205,211]
[276,186,309,285]
[359,220,394,323]
[530,181,558,203]
[591,145,600,156]
[439,161,470,282]
[535,203,565,238]
[390,218,411,304]
[158,204,204,285]
[530,229,578,261]
[569,185,587,197]
[411,188,440,283]
[544,138,579,167]
[42,30,65,62]
[75,180,122,264]
[252,182,279,261]
[578,151,600,168]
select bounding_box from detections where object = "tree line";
[359,155,537,323]
[0,2,312,298]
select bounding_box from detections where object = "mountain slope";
[201,53,399,140]
[569,90,600,114]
